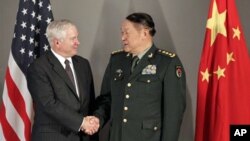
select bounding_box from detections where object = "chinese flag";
[195,0,250,141]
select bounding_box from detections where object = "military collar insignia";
[176,66,182,78]
[142,64,157,75]
[148,53,153,58]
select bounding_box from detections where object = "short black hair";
[126,12,156,36]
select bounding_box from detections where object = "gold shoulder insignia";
[111,49,124,55]
[158,49,176,58]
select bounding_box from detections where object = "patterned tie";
[131,56,139,73]
[64,59,76,89]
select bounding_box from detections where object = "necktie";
[64,59,76,89]
[131,56,139,73]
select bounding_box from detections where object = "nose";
[75,39,80,45]
[121,34,126,41]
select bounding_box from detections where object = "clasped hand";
[81,116,100,135]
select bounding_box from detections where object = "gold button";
[125,94,130,99]
[123,118,127,123]
[154,126,158,131]
[127,83,131,87]
[124,107,128,111]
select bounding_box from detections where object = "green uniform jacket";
[94,45,186,141]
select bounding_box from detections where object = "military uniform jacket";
[94,45,186,141]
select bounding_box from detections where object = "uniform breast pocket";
[141,119,161,141]
[136,75,162,97]
[137,75,159,84]
[136,75,161,90]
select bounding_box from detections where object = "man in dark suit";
[27,19,98,141]
[87,13,186,141]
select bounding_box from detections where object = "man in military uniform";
[88,12,186,141]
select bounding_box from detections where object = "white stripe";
[2,82,24,141]
[0,123,6,141]
[8,53,33,120]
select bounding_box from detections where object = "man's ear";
[53,39,60,47]
[142,28,150,38]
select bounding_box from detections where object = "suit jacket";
[94,45,186,141]
[27,51,96,141]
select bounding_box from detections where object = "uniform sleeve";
[93,58,112,127]
[161,56,186,141]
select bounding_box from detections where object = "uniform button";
[123,118,127,123]
[125,94,130,99]
[127,83,131,87]
[154,126,158,131]
[114,78,117,81]
[124,107,128,111]
[147,80,151,83]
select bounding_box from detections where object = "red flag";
[195,0,250,141]
[0,0,53,140]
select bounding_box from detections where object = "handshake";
[80,116,100,135]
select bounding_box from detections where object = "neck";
[133,41,153,56]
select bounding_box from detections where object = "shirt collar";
[51,49,73,66]
[135,47,151,59]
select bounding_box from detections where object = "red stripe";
[5,67,31,141]
[0,103,20,141]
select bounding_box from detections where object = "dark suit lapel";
[129,46,157,81]
[47,51,78,98]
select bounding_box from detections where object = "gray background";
[1,0,249,141]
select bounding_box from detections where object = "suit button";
[124,106,128,111]
[123,118,127,123]
[154,126,158,131]
[125,94,130,99]
[127,83,131,87]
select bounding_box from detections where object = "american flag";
[0,0,53,140]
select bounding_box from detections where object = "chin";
[123,46,130,52]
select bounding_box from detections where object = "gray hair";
[46,19,76,46]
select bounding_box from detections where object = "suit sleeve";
[27,63,83,132]
[162,56,186,141]
[86,60,96,114]
[93,58,112,127]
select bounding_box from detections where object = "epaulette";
[111,49,124,55]
[157,49,176,58]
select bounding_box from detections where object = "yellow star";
[232,26,241,40]
[214,66,226,79]
[227,52,235,65]
[200,68,211,82]
[206,1,227,46]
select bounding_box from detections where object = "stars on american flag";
[21,8,28,15]
[37,14,42,21]
[12,0,53,71]
[21,21,27,28]
[47,4,52,11]
[31,11,36,18]
[20,34,26,41]
[38,1,43,8]
[20,48,25,54]
[30,24,35,31]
